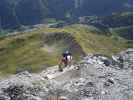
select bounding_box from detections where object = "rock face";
[0,49,133,100]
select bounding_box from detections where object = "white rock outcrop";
[0,49,133,100]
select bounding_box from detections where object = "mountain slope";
[0,0,48,29]
[76,0,128,16]
[79,12,133,41]
[0,24,130,75]
[111,25,133,40]
[1,0,133,29]
[101,12,133,27]
[0,49,133,100]
[15,0,47,25]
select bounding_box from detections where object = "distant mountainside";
[0,0,47,29]
[75,0,131,16]
[111,25,133,40]
[0,0,133,29]
[100,12,133,27]
[100,12,133,40]
[78,12,133,40]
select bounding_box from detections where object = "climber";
[58,50,73,72]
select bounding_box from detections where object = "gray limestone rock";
[0,49,133,100]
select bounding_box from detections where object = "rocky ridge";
[0,49,133,100]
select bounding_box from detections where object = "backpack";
[62,52,72,61]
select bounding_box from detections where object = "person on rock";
[58,50,73,72]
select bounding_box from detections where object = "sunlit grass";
[0,24,130,75]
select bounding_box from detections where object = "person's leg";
[67,57,72,67]
[64,59,68,68]
[58,60,63,72]
[68,60,72,67]
[59,65,63,72]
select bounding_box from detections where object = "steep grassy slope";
[44,25,129,54]
[0,24,130,75]
[111,25,133,40]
